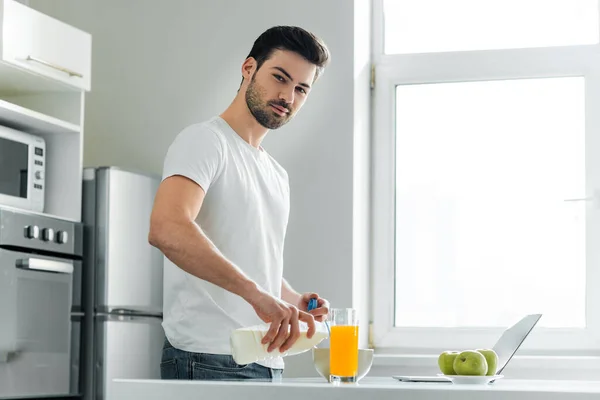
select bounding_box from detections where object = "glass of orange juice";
[329,308,359,383]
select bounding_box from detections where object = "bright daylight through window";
[394,77,585,329]
[372,0,600,352]
[384,0,599,54]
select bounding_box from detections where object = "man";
[148,26,331,381]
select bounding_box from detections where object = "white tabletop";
[111,377,600,400]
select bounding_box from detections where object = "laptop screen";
[493,314,542,374]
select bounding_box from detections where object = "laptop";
[392,313,542,383]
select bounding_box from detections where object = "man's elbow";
[148,217,168,250]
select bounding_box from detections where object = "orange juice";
[330,325,359,377]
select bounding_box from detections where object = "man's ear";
[241,57,257,82]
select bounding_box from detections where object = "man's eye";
[297,87,306,94]
[274,74,285,82]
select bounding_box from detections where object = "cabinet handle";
[24,55,83,78]
[16,258,74,274]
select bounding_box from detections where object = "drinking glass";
[329,308,359,383]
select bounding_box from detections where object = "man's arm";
[149,175,261,302]
[149,175,315,352]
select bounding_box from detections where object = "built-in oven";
[0,206,83,399]
[0,124,46,213]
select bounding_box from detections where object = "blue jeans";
[161,338,283,381]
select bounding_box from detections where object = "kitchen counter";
[112,377,600,400]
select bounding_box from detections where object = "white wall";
[30,0,372,378]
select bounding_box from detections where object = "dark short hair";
[246,26,330,82]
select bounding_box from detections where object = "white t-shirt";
[161,116,290,369]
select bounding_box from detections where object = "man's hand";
[297,292,330,322]
[246,290,316,353]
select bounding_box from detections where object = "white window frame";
[371,0,600,354]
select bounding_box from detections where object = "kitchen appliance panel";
[0,247,73,398]
[0,205,81,255]
[94,167,162,312]
[0,125,45,213]
[95,315,164,400]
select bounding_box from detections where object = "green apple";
[438,351,460,375]
[453,350,488,376]
[476,348,498,376]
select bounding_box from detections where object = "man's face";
[245,49,317,130]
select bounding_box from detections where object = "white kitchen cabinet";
[1,0,91,91]
[0,0,91,222]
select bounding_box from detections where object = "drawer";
[2,0,91,91]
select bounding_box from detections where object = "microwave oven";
[0,125,45,213]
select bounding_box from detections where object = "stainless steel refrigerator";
[82,167,164,400]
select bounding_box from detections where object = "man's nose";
[279,87,294,106]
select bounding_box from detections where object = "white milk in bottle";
[230,321,329,364]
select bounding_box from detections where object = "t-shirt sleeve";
[162,124,225,193]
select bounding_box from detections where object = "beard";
[245,75,292,130]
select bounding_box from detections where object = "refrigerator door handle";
[0,350,21,364]
[96,313,163,323]
[16,258,74,274]
[98,306,163,318]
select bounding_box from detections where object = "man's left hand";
[298,292,330,322]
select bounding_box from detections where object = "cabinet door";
[2,0,91,91]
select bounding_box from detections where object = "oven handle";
[16,258,74,274]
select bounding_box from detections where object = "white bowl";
[311,348,374,382]
[439,374,504,385]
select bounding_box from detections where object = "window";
[384,0,599,54]
[372,0,600,353]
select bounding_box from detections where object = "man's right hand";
[247,290,316,353]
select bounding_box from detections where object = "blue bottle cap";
[308,298,318,311]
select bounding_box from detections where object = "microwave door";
[0,129,45,213]
[0,136,28,199]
